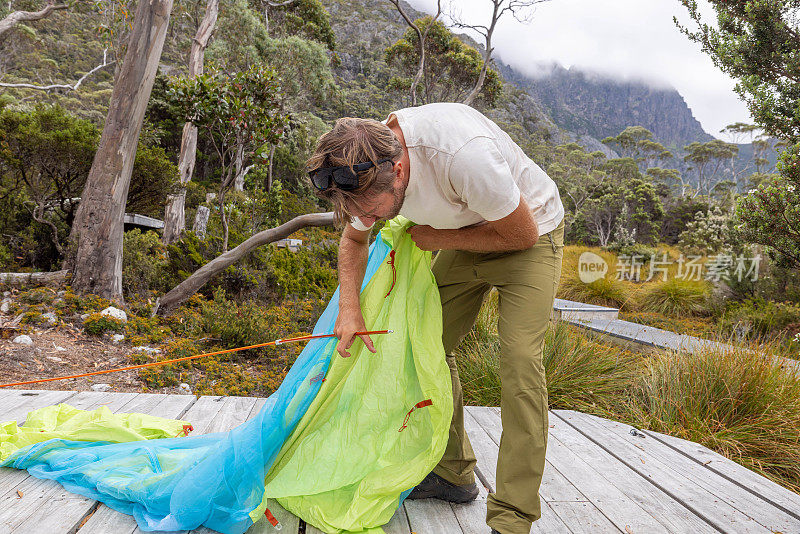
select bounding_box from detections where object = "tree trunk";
[68,0,174,301]
[233,143,246,192]
[267,144,275,190]
[192,205,210,237]
[162,0,219,245]
[155,211,334,315]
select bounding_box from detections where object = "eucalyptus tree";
[69,0,174,301]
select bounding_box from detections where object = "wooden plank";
[0,389,78,422]
[554,410,785,534]
[547,502,621,534]
[405,498,463,533]
[645,427,800,520]
[450,480,492,534]
[547,412,718,534]
[464,407,574,534]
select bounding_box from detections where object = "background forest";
[1,0,800,493]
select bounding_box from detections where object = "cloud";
[401,0,753,139]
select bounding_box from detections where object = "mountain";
[498,62,714,150]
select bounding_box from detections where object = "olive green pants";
[430,221,564,534]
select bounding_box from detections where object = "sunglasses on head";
[308,158,394,191]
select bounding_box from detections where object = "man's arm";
[407,195,539,252]
[333,223,377,357]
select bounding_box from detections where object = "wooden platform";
[1,389,799,534]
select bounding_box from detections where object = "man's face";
[348,174,406,227]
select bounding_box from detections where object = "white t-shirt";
[351,102,564,235]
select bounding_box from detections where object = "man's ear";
[393,161,404,183]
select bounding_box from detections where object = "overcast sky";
[402,0,753,142]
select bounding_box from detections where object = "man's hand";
[334,304,376,358]
[406,225,444,251]
[407,196,538,253]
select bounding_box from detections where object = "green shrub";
[198,288,323,356]
[123,229,169,297]
[62,289,112,314]
[18,287,56,305]
[125,315,172,345]
[641,277,710,316]
[722,298,800,340]
[83,312,125,336]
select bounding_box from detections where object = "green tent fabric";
[252,217,453,532]
[0,403,190,463]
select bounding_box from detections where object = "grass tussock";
[558,275,634,309]
[640,277,710,316]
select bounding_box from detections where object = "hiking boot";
[407,471,479,503]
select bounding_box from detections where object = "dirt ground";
[0,323,162,394]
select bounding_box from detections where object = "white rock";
[100,306,127,323]
[0,300,9,314]
[80,313,90,321]
[132,346,161,355]
[41,312,58,326]
[12,335,33,346]
[53,345,67,352]
[111,334,125,344]
[178,383,193,395]
[90,383,112,392]
[46,356,64,363]
[2,291,9,298]
[57,290,66,297]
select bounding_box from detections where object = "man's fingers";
[337,332,354,358]
[360,334,376,353]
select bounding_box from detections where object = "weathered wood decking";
[1,389,799,534]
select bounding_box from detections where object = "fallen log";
[154,212,335,316]
[0,270,69,288]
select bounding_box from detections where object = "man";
[307,102,564,534]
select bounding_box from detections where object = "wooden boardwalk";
[1,389,799,534]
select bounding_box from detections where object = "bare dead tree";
[0,49,115,92]
[450,0,549,106]
[154,211,334,316]
[0,0,67,40]
[69,0,174,301]
[389,0,442,106]
[162,0,219,245]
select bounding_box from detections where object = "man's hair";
[307,117,402,226]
